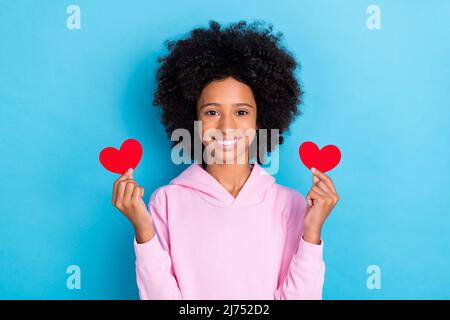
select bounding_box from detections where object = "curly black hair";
[153,20,303,165]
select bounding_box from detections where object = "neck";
[204,163,253,198]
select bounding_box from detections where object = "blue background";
[1,0,449,299]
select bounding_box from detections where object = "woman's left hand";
[303,167,339,244]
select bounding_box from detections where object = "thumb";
[125,167,134,179]
[312,174,319,185]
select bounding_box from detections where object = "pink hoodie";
[133,162,325,300]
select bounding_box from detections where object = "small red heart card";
[99,138,143,174]
[298,141,341,173]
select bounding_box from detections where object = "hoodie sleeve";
[274,191,326,300]
[133,188,183,300]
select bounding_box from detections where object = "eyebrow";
[198,102,255,110]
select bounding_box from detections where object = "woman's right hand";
[112,168,155,243]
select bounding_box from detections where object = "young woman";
[112,20,339,300]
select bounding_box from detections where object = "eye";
[237,110,249,116]
[205,110,219,116]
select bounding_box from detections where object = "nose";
[218,112,236,137]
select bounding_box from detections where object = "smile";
[212,137,242,147]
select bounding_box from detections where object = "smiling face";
[196,76,258,165]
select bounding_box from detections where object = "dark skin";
[196,76,258,198]
[112,76,339,244]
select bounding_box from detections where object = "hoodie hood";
[169,162,276,207]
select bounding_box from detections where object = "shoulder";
[147,184,186,206]
[272,182,306,204]
[271,182,308,220]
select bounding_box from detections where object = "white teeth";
[215,138,239,146]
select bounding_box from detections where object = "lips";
[211,136,242,148]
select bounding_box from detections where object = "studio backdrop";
[1,0,449,299]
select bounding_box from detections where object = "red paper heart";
[298,141,341,173]
[99,138,143,174]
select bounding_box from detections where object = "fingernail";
[311,167,316,172]
[128,168,133,173]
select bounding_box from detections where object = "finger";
[312,175,320,185]
[316,180,339,203]
[311,167,336,193]
[131,186,143,204]
[316,180,333,195]
[311,185,328,197]
[113,168,134,203]
[306,192,312,207]
[123,181,137,206]
[312,185,337,206]
[115,180,127,205]
[119,167,134,182]
[308,189,322,205]
[131,187,145,206]
[129,168,134,180]
[115,179,137,205]
[112,182,117,204]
